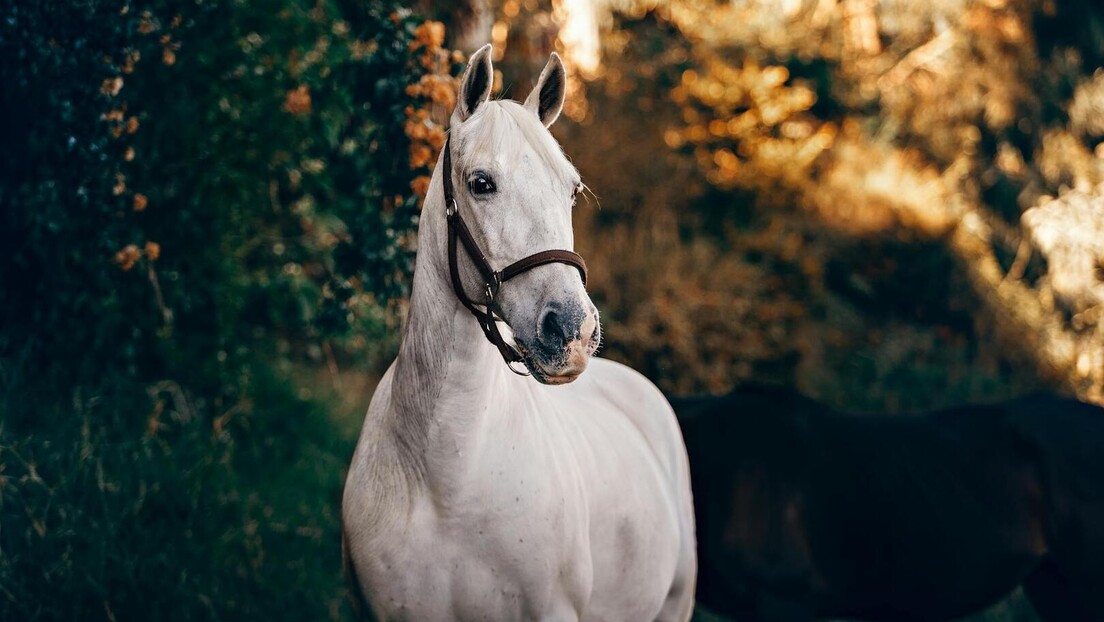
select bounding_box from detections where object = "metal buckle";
[507,359,531,376]
[485,271,502,303]
[446,199,458,218]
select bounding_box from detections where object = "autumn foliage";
[499,0,1104,408]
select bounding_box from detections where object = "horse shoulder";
[343,364,419,549]
[575,357,697,620]
[585,357,689,481]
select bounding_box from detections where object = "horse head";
[443,45,599,384]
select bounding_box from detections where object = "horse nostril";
[539,304,567,347]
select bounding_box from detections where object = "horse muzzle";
[524,305,600,385]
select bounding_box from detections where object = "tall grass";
[0,354,374,622]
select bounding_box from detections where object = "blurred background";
[2,0,1103,620]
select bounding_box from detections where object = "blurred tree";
[0,0,458,387]
[631,0,1104,403]
[411,0,494,52]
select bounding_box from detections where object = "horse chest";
[357,456,590,620]
[358,417,677,621]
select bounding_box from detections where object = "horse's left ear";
[525,52,566,128]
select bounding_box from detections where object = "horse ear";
[456,44,494,122]
[525,52,566,127]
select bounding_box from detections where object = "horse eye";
[469,173,496,195]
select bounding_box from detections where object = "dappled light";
[4,0,1104,620]
[522,0,1104,406]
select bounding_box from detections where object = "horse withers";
[674,386,1104,622]
[341,46,696,621]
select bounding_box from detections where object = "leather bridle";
[441,135,588,374]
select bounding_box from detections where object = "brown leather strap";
[440,135,588,369]
[447,209,495,315]
[448,201,498,285]
[500,250,587,285]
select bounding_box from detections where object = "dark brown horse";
[672,386,1104,621]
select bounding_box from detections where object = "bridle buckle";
[506,360,531,376]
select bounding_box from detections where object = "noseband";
[441,135,588,373]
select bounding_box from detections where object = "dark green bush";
[0,0,453,618]
[0,0,445,382]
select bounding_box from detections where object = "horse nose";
[537,301,581,349]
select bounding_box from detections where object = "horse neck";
[387,176,514,485]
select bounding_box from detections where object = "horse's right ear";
[455,44,494,122]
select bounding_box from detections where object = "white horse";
[342,45,696,621]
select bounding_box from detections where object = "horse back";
[1005,395,1104,571]
[673,387,1063,620]
[1005,394,1104,504]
